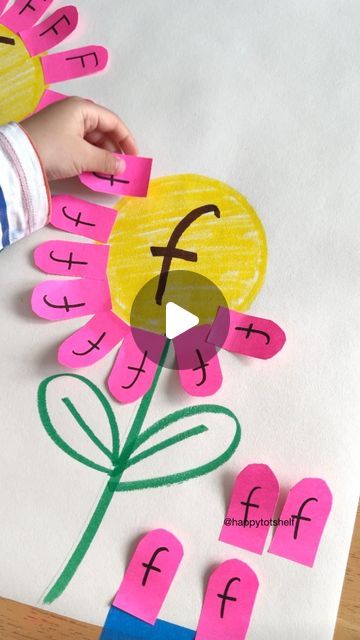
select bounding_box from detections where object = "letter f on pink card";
[268,477,332,567]
[195,559,259,640]
[220,464,280,554]
[80,154,153,197]
[113,529,183,625]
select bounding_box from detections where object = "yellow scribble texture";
[108,174,267,329]
[0,24,45,124]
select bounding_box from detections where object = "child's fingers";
[87,131,137,156]
[86,131,119,153]
[81,142,125,175]
[119,132,138,155]
[82,102,138,155]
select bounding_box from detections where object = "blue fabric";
[100,607,195,640]
[0,185,9,249]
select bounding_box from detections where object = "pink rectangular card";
[41,45,108,83]
[220,464,280,554]
[58,311,128,368]
[208,307,286,359]
[31,278,111,321]
[34,240,109,280]
[113,529,183,624]
[50,195,117,242]
[195,559,259,640]
[107,328,166,404]
[80,154,152,197]
[174,324,222,396]
[268,478,332,567]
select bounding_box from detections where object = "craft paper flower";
[31,174,285,604]
[0,0,108,124]
[32,174,286,404]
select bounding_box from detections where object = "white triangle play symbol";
[165,302,199,339]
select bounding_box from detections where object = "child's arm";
[0,121,49,250]
[0,97,137,251]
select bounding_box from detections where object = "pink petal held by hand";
[80,154,153,197]
[50,195,117,242]
[174,324,222,396]
[219,464,280,554]
[107,329,166,404]
[20,6,78,57]
[113,529,183,625]
[268,477,332,567]
[58,311,129,368]
[208,307,286,359]
[31,278,111,321]
[42,45,108,83]
[34,240,109,280]
[195,559,259,640]
[1,0,53,32]
[35,90,67,113]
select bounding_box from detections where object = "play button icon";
[130,270,229,369]
[165,302,199,339]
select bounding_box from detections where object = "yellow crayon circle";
[107,174,267,330]
[0,25,45,124]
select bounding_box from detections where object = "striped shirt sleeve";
[0,122,50,251]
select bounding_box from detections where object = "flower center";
[0,24,45,124]
[107,174,267,332]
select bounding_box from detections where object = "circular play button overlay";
[130,270,229,370]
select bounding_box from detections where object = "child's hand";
[21,97,138,182]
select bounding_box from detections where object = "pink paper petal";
[31,278,111,321]
[34,240,109,280]
[113,529,183,625]
[41,45,108,83]
[50,195,117,242]
[208,307,286,359]
[174,324,222,396]
[219,464,280,554]
[107,329,166,404]
[268,477,332,567]
[80,153,153,197]
[20,5,78,57]
[58,311,129,368]
[35,89,67,113]
[195,559,259,640]
[1,0,53,32]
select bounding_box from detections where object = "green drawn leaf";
[112,404,241,491]
[38,373,120,474]
[38,349,241,605]
[126,424,209,468]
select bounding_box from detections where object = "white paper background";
[0,1,360,638]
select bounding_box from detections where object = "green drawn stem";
[113,339,170,470]
[43,340,170,604]
[126,424,208,468]
[40,337,241,603]
[43,479,116,604]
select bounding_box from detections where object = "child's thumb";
[82,145,125,175]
